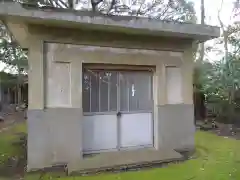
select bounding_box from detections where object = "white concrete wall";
[46,48,71,108]
[42,43,194,152]
[26,29,194,170]
[44,43,188,108]
[166,67,183,104]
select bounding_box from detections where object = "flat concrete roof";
[0,2,220,42]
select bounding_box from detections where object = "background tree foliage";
[20,0,196,22]
[194,20,240,124]
[0,23,28,73]
[0,23,28,104]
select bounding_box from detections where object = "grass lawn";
[0,123,27,164]
[1,123,240,180]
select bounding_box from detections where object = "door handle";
[117,111,122,117]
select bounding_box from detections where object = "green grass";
[1,123,240,180]
[0,123,27,164]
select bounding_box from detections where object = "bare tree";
[218,0,229,63]
[216,0,240,124]
[233,0,240,17]
[19,0,196,22]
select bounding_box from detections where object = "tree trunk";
[7,88,10,104]
[91,0,104,12]
[218,0,229,62]
[17,84,21,105]
[14,87,17,104]
[218,1,235,123]
[68,0,74,9]
[198,0,205,61]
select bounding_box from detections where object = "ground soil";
[196,120,240,140]
[0,110,25,132]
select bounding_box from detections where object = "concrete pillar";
[154,63,165,150]
[182,47,194,105]
[27,42,83,170]
[157,47,194,151]
[28,38,44,109]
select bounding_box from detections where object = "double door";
[82,69,153,153]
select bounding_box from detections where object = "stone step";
[68,148,183,174]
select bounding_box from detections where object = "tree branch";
[68,0,74,9]
[218,0,228,63]
[91,0,104,12]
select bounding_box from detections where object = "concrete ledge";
[68,148,182,173]
[0,2,220,42]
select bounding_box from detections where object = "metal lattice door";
[82,68,153,153]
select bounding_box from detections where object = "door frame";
[82,67,155,154]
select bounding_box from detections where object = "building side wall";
[26,26,195,170]
[27,109,82,169]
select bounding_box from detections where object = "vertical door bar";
[116,72,121,150]
[89,73,92,112]
[98,72,101,112]
[150,74,154,147]
[108,74,110,111]
[127,77,130,112]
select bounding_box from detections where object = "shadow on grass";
[195,145,210,157]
